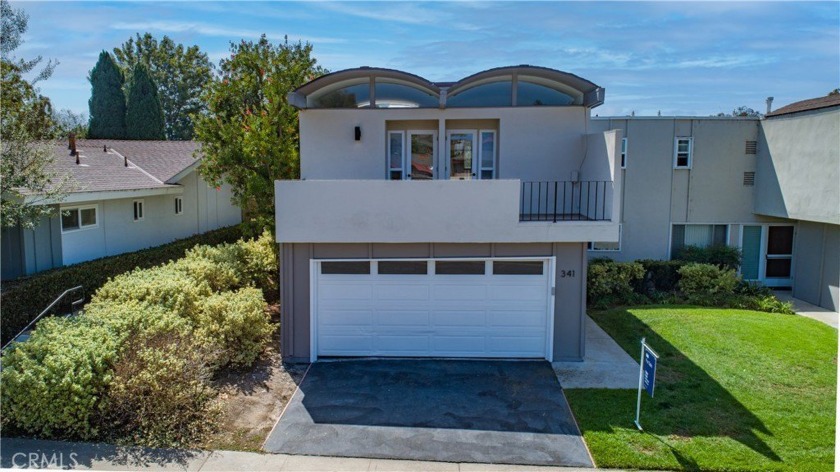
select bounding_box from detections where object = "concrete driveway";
[263,359,593,468]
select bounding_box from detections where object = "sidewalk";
[0,438,596,471]
[774,291,838,328]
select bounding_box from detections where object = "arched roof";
[288,65,604,109]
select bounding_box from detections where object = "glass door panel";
[766,226,794,280]
[409,132,435,180]
[448,131,475,180]
[478,130,496,180]
[388,131,405,180]
[741,225,761,280]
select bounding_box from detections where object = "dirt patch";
[202,304,308,452]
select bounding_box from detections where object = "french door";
[741,224,795,287]
[387,130,437,180]
[446,130,496,180]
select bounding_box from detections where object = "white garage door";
[313,258,554,360]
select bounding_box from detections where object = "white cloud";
[109,20,345,44]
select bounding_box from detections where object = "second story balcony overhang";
[275,178,620,244]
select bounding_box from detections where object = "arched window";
[516,79,576,106]
[307,79,371,108]
[374,79,438,108]
[447,80,513,108]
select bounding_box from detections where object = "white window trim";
[446,129,479,180]
[174,196,183,215]
[620,137,628,169]
[477,129,497,180]
[588,224,622,252]
[407,129,437,180]
[133,199,145,221]
[674,137,693,169]
[60,204,99,234]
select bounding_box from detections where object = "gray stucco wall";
[755,107,840,225]
[589,117,778,262]
[279,242,587,363]
[793,222,839,312]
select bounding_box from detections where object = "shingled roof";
[48,139,201,194]
[767,94,840,118]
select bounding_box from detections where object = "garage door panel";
[489,284,546,301]
[319,283,373,301]
[316,258,551,359]
[488,309,545,327]
[376,283,430,301]
[431,283,487,300]
[374,335,430,353]
[430,309,486,326]
[375,310,430,326]
[318,309,373,327]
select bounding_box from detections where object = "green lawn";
[565,306,837,471]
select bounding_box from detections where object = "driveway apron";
[263,359,593,468]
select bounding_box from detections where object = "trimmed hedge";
[1,225,244,345]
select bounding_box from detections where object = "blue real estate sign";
[642,345,657,397]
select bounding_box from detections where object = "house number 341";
[559,270,576,278]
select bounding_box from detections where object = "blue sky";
[12,1,840,117]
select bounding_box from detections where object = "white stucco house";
[275,65,622,363]
[1,139,241,280]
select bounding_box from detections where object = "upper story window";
[447,79,513,108]
[133,200,144,221]
[308,79,370,108]
[61,206,97,233]
[515,79,576,106]
[621,137,628,169]
[374,79,438,108]
[674,137,693,169]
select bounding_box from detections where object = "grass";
[565,306,837,471]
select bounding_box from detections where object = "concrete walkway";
[774,291,838,328]
[0,438,596,471]
[552,316,639,389]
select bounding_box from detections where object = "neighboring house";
[276,66,622,363]
[1,139,241,280]
[590,94,839,312]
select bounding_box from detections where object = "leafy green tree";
[125,64,165,140]
[1,0,70,229]
[194,35,325,230]
[114,33,213,140]
[829,88,839,96]
[88,51,126,139]
[52,108,88,138]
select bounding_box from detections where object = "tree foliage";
[717,106,762,118]
[52,108,88,138]
[0,0,70,229]
[193,35,325,230]
[125,64,165,139]
[114,33,213,140]
[88,51,127,139]
[829,88,839,96]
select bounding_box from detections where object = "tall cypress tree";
[88,51,126,139]
[125,64,165,140]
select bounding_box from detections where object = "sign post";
[634,337,659,431]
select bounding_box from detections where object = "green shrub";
[588,259,646,307]
[171,255,241,293]
[736,280,774,297]
[637,259,686,293]
[184,230,277,296]
[100,330,221,448]
[196,287,274,369]
[0,317,120,439]
[92,265,212,321]
[1,225,243,345]
[674,244,742,270]
[84,299,193,344]
[678,263,740,298]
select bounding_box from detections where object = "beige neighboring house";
[590,94,839,312]
[1,139,242,280]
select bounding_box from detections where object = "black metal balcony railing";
[520,180,612,222]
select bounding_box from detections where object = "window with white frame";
[674,137,693,168]
[175,197,183,215]
[670,224,728,258]
[387,131,405,180]
[620,137,628,169]
[61,206,97,232]
[588,225,621,251]
[133,200,144,221]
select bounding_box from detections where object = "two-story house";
[275,66,622,363]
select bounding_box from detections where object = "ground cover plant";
[565,306,837,471]
[0,231,277,448]
[1,225,244,345]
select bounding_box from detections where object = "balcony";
[275,178,620,244]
